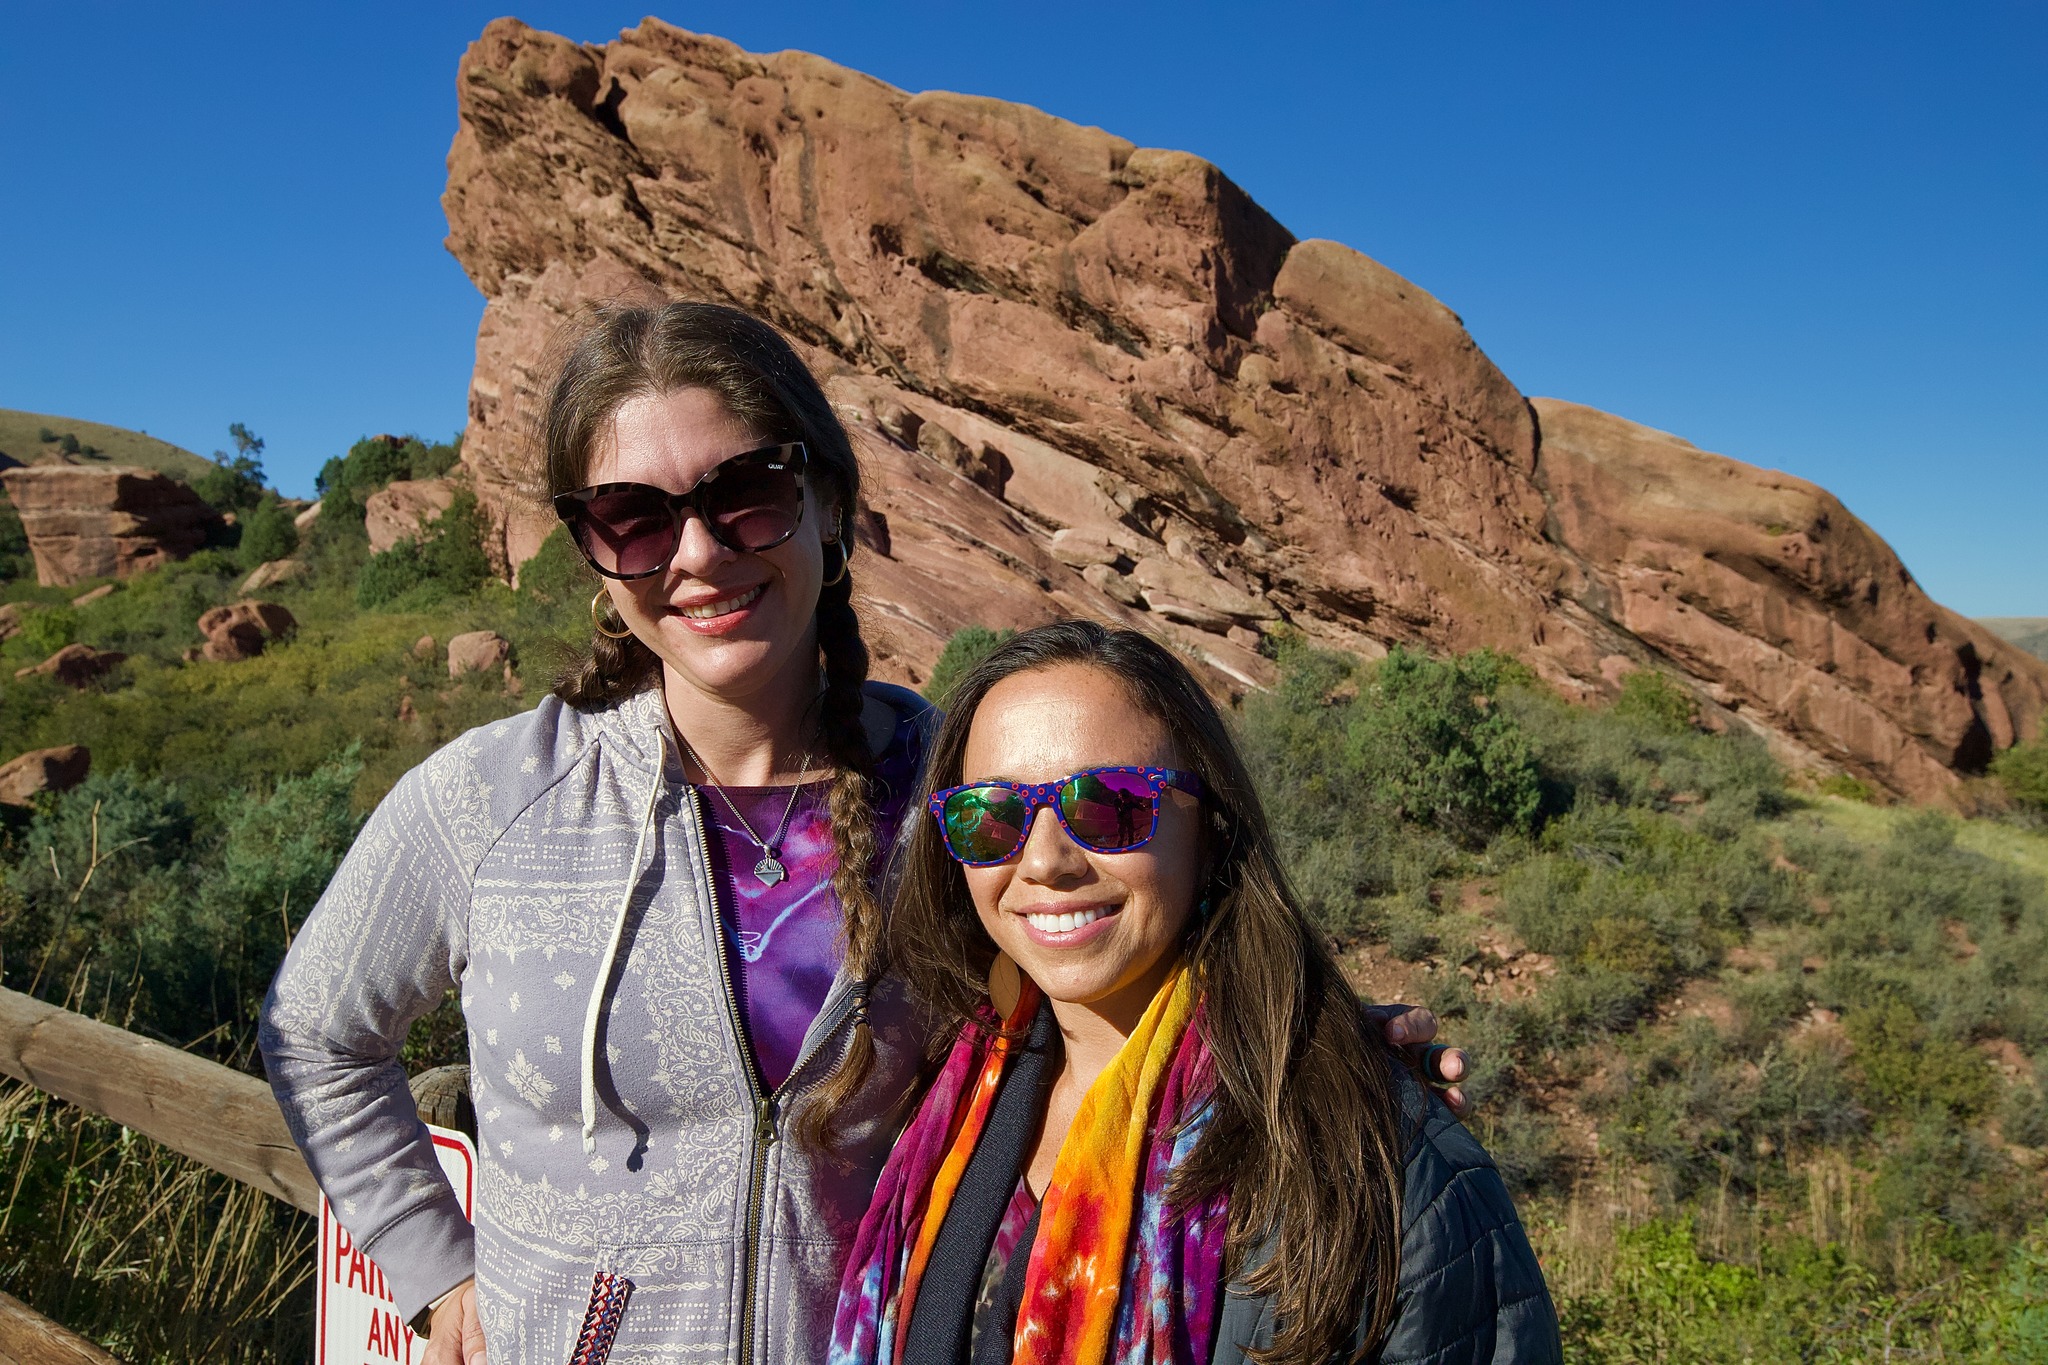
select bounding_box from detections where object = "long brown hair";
[888,621,1407,1364]
[539,301,884,1132]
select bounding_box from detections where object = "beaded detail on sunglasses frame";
[926,765,1203,867]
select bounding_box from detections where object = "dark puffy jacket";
[1210,1067,1562,1365]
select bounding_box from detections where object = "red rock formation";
[365,478,458,554]
[15,643,127,688]
[447,629,512,678]
[0,465,222,586]
[438,17,2048,800]
[1532,400,2042,793]
[196,600,297,663]
[0,745,90,807]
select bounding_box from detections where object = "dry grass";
[0,1076,313,1362]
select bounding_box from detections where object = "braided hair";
[540,301,886,1138]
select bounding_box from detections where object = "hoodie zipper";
[681,784,861,1365]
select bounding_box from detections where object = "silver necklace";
[680,737,814,887]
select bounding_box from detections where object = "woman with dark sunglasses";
[833,621,1559,1365]
[260,301,1467,1365]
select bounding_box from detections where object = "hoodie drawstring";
[582,729,669,1154]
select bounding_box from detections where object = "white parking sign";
[318,1127,477,1365]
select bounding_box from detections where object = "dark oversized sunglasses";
[553,442,809,579]
[927,766,1204,867]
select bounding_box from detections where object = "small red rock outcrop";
[15,643,127,687]
[196,600,297,663]
[0,465,223,586]
[438,18,2048,800]
[447,629,511,678]
[365,478,459,554]
[0,745,91,806]
[239,558,308,593]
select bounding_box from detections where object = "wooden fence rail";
[0,1291,122,1365]
[0,987,474,1364]
[0,985,331,1364]
[0,986,319,1215]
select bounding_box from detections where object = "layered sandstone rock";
[439,17,2048,800]
[1531,400,2044,793]
[0,465,223,586]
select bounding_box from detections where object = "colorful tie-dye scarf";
[829,964,1228,1365]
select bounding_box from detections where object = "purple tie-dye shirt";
[698,707,924,1089]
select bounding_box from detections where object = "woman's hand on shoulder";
[1364,1004,1471,1118]
[422,1279,486,1365]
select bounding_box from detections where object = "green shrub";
[1994,737,2048,814]
[317,433,460,520]
[1347,647,1541,845]
[1,769,196,1011]
[1819,771,1876,802]
[2001,1085,2048,1149]
[1845,996,1996,1119]
[355,492,489,610]
[516,525,596,609]
[36,426,56,443]
[922,625,1016,705]
[1613,669,1698,733]
[0,489,26,581]
[238,495,299,567]
[1978,1224,2048,1362]
[17,603,77,656]
[57,432,79,455]
[193,452,267,514]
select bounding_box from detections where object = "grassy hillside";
[1231,645,2048,1362]
[1982,617,2048,662]
[0,408,214,480]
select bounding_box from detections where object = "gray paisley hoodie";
[259,682,933,1364]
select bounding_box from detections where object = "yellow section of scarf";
[1013,963,1197,1365]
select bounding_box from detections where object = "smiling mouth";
[675,584,765,620]
[1024,905,1115,935]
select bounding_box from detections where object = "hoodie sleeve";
[258,748,483,1322]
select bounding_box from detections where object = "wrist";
[410,1277,474,1338]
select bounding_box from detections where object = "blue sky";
[2,3,2041,614]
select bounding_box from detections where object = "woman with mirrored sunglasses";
[260,301,1471,1365]
[834,621,1559,1365]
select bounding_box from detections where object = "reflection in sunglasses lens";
[945,786,1027,863]
[708,465,802,550]
[1061,770,1156,850]
[579,490,674,576]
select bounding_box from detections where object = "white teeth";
[1025,907,1106,935]
[677,584,764,619]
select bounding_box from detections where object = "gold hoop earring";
[820,538,850,588]
[590,589,635,640]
